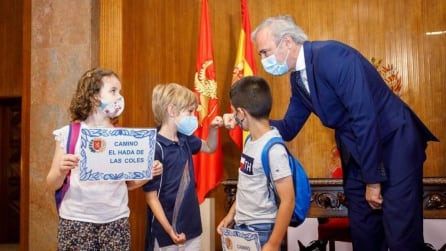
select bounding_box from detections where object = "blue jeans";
[234,223,274,247]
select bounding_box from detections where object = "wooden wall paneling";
[122,1,202,249]
[99,0,120,74]
[100,1,149,250]
[103,0,445,250]
[0,0,22,97]
[21,0,31,249]
[122,0,151,128]
[419,0,446,175]
[122,0,199,128]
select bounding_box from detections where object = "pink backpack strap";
[55,122,81,212]
[67,122,81,154]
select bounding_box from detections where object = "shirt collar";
[157,133,186,147]
[295,45,305,72]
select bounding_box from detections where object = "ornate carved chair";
[317,217,351,251]
[317,157,352,251]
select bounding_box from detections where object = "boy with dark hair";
[217,76,295,251]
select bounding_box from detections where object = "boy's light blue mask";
[177,115,198,136]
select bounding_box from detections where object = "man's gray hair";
[252,15,308,44]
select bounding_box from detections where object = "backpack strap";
[67,122,81,154]
[261,137,288,177]
[260,137,289,202]
[262,136,311,227]
[245,134,288,181]
[155,141,164,196]
[147,140,164,250]
[55,122,81,212]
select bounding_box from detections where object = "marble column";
[29,0,98,249]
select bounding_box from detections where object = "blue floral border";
[79,128,156,181]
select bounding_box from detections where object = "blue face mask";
[261,40,290,76]
[177,115,198,136]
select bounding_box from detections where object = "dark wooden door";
[0,98,21,243]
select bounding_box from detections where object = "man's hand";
[366,183,383,210]
[222,113,236,129]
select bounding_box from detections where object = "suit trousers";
[342,121,427,251]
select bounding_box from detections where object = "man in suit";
[223,15,438,251]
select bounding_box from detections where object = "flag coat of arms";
[193,0,223,204]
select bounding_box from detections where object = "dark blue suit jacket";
[271,40,437,184]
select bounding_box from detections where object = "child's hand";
[168,229,186,245]
[216,215,234,235]
[152,160,163,176]
[222,113,236,129]
[59,153,79,173]
[262,241,280,251]
[210,115,224,128]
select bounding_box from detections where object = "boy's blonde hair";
[152,83,198,125]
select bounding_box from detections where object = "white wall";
[200,198,215,251]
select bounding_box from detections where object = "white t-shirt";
[53,122,129,223]
[235,128,291,225]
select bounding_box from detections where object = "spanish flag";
[193,0,223,204]
[230,0,257,149]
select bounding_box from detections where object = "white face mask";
[261,39,290,76]
[100,96,125,118]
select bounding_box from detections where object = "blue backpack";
[259,136,311,227]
